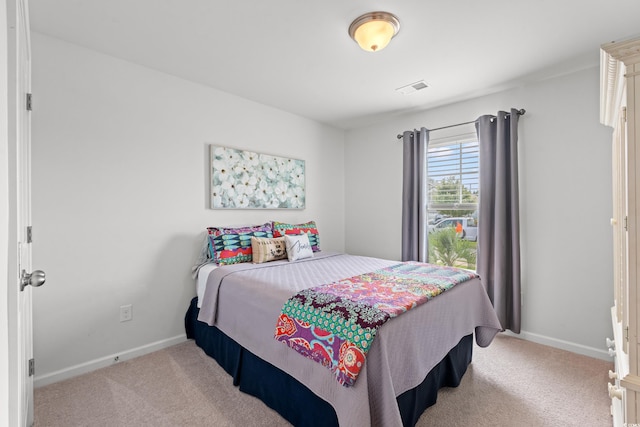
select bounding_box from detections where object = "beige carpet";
[34,334,613,426]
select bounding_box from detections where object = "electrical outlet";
[120,304,132,322]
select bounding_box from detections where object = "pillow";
[284,234,314,262]
[207,222,273,265]
[272,220,320,252]
[251,236,287,264]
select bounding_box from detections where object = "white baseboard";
[501,329,611,361]
[34,334,188,388]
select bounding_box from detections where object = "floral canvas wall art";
[210,145,305,209]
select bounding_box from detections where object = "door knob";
[20,269,46,291]
[609,382,623,400]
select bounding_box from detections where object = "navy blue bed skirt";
[185,297,472,427]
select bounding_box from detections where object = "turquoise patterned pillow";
[207,223,273,265]
[272,220,320,252]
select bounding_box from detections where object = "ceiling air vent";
[396,80,428,95]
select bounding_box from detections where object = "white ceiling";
[28,0,640,129]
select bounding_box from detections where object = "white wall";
[30,33,345,381]
[345,67,614,357]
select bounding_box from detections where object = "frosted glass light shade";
[349,12,400,52]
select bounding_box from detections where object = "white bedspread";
[197,252,502,427]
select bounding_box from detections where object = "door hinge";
[625,326,629,342]
[624,216,628,231]
[622,106,627,123]
[26,93,32,111]
[28,358,34,377]
[27,226,32,243]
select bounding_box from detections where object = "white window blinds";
[427,136,479,213]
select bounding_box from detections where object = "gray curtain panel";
[475,109,521,333]
[401,128,429,262]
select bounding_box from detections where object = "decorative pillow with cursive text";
[284,234,314,262]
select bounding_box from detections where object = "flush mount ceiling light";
[348,11,400,52]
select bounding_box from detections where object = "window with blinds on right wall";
[427,133,479,271]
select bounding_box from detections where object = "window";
[427,134,478,270]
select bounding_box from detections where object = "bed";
[186,249,502,426]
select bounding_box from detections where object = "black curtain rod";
[396,108,526,139]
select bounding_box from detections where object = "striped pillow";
[207,223,273,265]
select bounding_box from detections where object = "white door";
[17,0,33,422]
[10,0,41,425]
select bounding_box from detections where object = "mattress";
[195,252,502,426]
[196,263,217,308]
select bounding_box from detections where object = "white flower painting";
[211,145,305,209]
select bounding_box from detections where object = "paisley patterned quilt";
[274,262,478,387]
